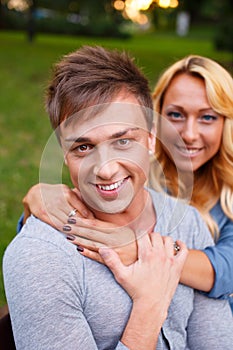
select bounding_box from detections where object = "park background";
[0,0,232,306]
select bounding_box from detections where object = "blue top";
[204,201,233,311]
[16,199,233,311]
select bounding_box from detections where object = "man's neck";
[92,188,156,234]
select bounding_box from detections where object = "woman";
[21,55,233,311]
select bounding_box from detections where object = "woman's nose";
[180,119,199,143]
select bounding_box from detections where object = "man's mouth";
[96,177,129,192]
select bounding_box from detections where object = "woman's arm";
[21,183,217,293]
[75,232,215,291]
[203,216,233,298]
[181,204,233,297]
[21,183,94,228]
[180,250,214,292]
[72,230,215,291]
[21,184,137,264]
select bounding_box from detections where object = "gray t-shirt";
[3,190,233,349]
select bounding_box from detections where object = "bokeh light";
[7,0,29,11]
[113,0,179,25]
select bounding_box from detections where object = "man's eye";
[117,139,131,147]
[75,144,93,153]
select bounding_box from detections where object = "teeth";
[97,179,124,191]
[178,147,200,154]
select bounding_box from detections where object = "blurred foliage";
[0,0,232,53]
[179,0,233,55]
[213,0,233,53]
[0,0,130,38]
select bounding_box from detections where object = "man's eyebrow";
[65,127,140,143]
[65,136,91,143]
[110,127,139,139]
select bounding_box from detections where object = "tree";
[213,0,233,55]
[27,0,37,42]
[179,0,206,23]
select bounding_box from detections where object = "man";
[3,46,233,350]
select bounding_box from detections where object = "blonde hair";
[151,55,233,238]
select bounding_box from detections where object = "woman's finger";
[63,221,136,249]
[163,236,176,258]
[71,217,117,230]
[64,225,112,244]
[66,235,103,250]
[77,248,104,264]
[67,190,94,219]
[134,231,152,259]
[149,231,164,249]
[174,240,188,266]
[99,248,127,282]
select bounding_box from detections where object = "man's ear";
[149,123,156,153]
[63,149,68,166]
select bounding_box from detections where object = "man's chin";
[86,198,133,215]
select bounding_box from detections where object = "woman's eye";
[201,114,218,122]
[167,111,182,120]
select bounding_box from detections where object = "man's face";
[60,96,154,215]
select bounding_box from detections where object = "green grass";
[0,29,232,306]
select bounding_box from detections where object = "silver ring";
[68,209,77,217]
[174,242,180,255]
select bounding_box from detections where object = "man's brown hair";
[45,45,153,131]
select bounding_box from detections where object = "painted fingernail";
[67,218,76,224]
[66,234,76,241]
[77,246,84,252]
[63,225,71,232]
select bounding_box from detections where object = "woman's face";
[159,73,224,173]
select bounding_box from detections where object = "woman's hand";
[99,232,188,350]
[22,183,137,265]
[65,217,137,266]
[99,232,188,306]
[22,183,94,229]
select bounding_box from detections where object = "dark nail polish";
[66,234,76,241]
[63,225,71,232]
[67,218,77,224]
[77,246,84,252]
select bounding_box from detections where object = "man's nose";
[93,146,119,180]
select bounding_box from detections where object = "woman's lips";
[175,145,204,157]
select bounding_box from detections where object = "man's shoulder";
[148,188,213,247]
[19,215,65,244]
[148,188,199,219]
[5,215,73,259]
